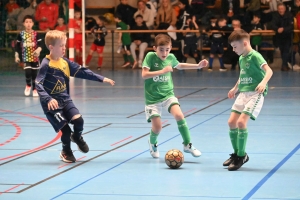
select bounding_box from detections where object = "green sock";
[149,130,159,144]
[123,54,128,62]
[237,128,248,157]
[229,128,238,154]
[128,54,134,63]
[177,119,191,145]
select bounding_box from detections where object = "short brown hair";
[45,30,67,49]
[154,34,172,46]
[228,29,250,44]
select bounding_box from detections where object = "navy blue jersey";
[92,25,107,46]
[35,55,104,113]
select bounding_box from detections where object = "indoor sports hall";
[1,0,300,199]
[0,68,299,199]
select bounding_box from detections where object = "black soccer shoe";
[228,153,249,171]
[70,134,89,153]
[223,153,237,166]
[60,150,76,163]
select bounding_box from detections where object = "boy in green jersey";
[114,13,136,68]
[142,34,208,158]
[224,29,273,171]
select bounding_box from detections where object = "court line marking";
[17,124,171,194]
[57,156,87,169]
[50,108,231,199]
[0,118,21,147]
[66,193,240,198]
[126,88,207,118]
[17,95,229,194]
[6,93,229,194]
[0,183,24,195]
[0,122,111,165]
[110,136,132,146]
[242,143,300,200]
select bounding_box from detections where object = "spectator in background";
[134,0,154,29]
[206,17,232,71]
[116,0,137,29]
[5,0,19,14]
[35,0,58,30]
[130,14,150,68]
[190,0,204,20]
[182,16,201,66]
[223,18,241,70]
[74,10,83,65]
[0,0,8,47]
[143,0,157,17]
[114,13,135,68]
[155,0,177,30]
[16,0,37,30]
[176,0,192,31]
[244,0,260,25]
[16,0,31,9]
[271,3,293,71]
[85,16,108,70]
[55,17,67,32]
[221,0,240,24]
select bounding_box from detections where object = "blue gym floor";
[0,69,299,200]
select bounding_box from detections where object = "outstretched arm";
[176,59,208,70]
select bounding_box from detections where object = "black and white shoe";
[223,153,237,166]
[70,134,89,153]
[60,150,76,163]
[228,153,249,171]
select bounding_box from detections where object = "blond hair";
[45,30,67,49]
[154,34,172,46]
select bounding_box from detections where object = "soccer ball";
[165,149,184,169]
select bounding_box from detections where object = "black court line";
[126,88,207,118]
[16,95,229,193]
[0,124,112,166]
[185,97,228,118]
[17,124,171,193]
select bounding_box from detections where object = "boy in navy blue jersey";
[35,30,115,163]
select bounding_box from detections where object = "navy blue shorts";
[183,43,198,55]
[210,42,224,54]
[45,101,80,132]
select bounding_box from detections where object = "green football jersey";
[142,52,180,105]
[238,50,268,95]
[116,21,131,45]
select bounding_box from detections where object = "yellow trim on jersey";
[46,55,70,78]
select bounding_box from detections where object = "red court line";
[161,120,168,125]
[0,109,61,161]
[57,156,86,169]
[0,183,23,195]
[183,108,197,115]
[0,118,21,146]
[209,97,221,103]
[113,149,142,153]
[110,136,132,146]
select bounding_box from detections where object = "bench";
[198,47,274,51]
[85,6,114,15]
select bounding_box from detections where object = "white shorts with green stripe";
[231,91,264,120]
[145,97,179,122]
